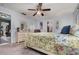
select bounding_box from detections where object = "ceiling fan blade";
[28,9,36,11]
[41,13,44,16]
[21,13,26,15]
[42,9,51,11]
[33,12,37,16]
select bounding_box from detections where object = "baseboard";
[0,43,8,46]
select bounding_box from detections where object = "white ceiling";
[0,3,78,16]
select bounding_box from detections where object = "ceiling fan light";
[37,11,41,15]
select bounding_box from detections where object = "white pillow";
[70,24,79,34]
[74,29,79,37]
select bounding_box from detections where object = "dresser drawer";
[17,32,26,43]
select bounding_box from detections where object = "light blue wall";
[0,6,27,43]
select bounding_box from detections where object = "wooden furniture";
[17,32,26,43]
[34,29,41,32]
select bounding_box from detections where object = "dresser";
[17,32,26,43]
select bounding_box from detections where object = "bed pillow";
[73,29,79,37]
[70,24,79,35]
[61,25,71,34]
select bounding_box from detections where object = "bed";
[54,33,79,54]
[24,32,79,55]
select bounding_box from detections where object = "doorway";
[0,13,11,45]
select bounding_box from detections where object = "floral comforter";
[25,33,79,55]
[54,33,79,55]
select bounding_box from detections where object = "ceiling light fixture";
[37,11,41,15]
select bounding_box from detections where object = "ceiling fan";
[28,3,51,16]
